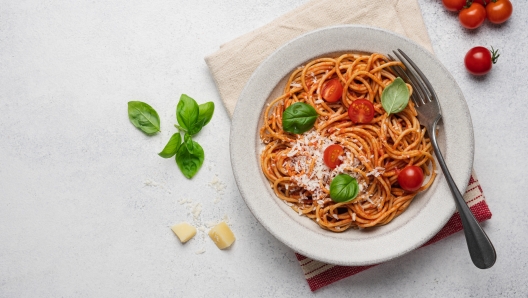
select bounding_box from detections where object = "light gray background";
[1,0,526,297]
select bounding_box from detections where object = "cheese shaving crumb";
[290,82,302,88]
[192,203,202,220]
[178,198,193,205]
[366,167,386,177]
[284,201,294,207]
[209,175,226,194]
[144,178,171,194]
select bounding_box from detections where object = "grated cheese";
[366,167,386,177]
[283,129,361,201]
[192,203,202,220]
[290,82,302,88]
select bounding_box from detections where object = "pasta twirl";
[259,52,436,232]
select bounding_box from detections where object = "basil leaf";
[329,174,359,203]
[282,102,318,134]
[198,102,214,126]
[158,133,182,158]
[176,140,204,179]
[176,94,199,133]
[188,102,215,135]
[381,77,410,115]
[183,133,195,154]
[128,101,161,135]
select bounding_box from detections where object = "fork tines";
[388,49,436,107]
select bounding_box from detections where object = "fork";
[389,49,496,269]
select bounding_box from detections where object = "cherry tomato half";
[321,78,344,103]
[464,46,499,75]
[486,0,512,24]
[323,144,344,169]
[397,166,424,192]
[442,0,466,11]
[459,2,486,29]
[348,99,374,124]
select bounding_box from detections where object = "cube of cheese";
[171,222,197,243]
[208,222,235,249]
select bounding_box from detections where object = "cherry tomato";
[348,99,374,124]
[321,78,344,103]
[459,2,486,29]
[486,0,512,24]
[464,46,500,75]
[397,166,424,192]
[442,0,466,11]
[323,144,344,169]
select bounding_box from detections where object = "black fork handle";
[430,117,496,269]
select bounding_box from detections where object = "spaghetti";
[259,52,437,232]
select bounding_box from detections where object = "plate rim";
[230,24,473,266]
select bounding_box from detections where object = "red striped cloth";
[296,171,492,292]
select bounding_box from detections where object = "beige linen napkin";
[205,0,434,116]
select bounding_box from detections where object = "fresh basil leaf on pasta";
[330,174,359,203]
[176,139,204,179]
[128,101,161,135]
[176,94,199,133]
[282,102,318,134]
[381,77,409,115]
[158,133,182,158]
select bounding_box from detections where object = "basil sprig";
[128,95,213,179]
[381,77,410,115]
[329,174,359,203]
[160,94,214,179]
[282,102,318,134]
[128,101,161,135]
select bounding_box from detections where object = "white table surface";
[1,1,527,297]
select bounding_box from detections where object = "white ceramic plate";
[230,25,473,266]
